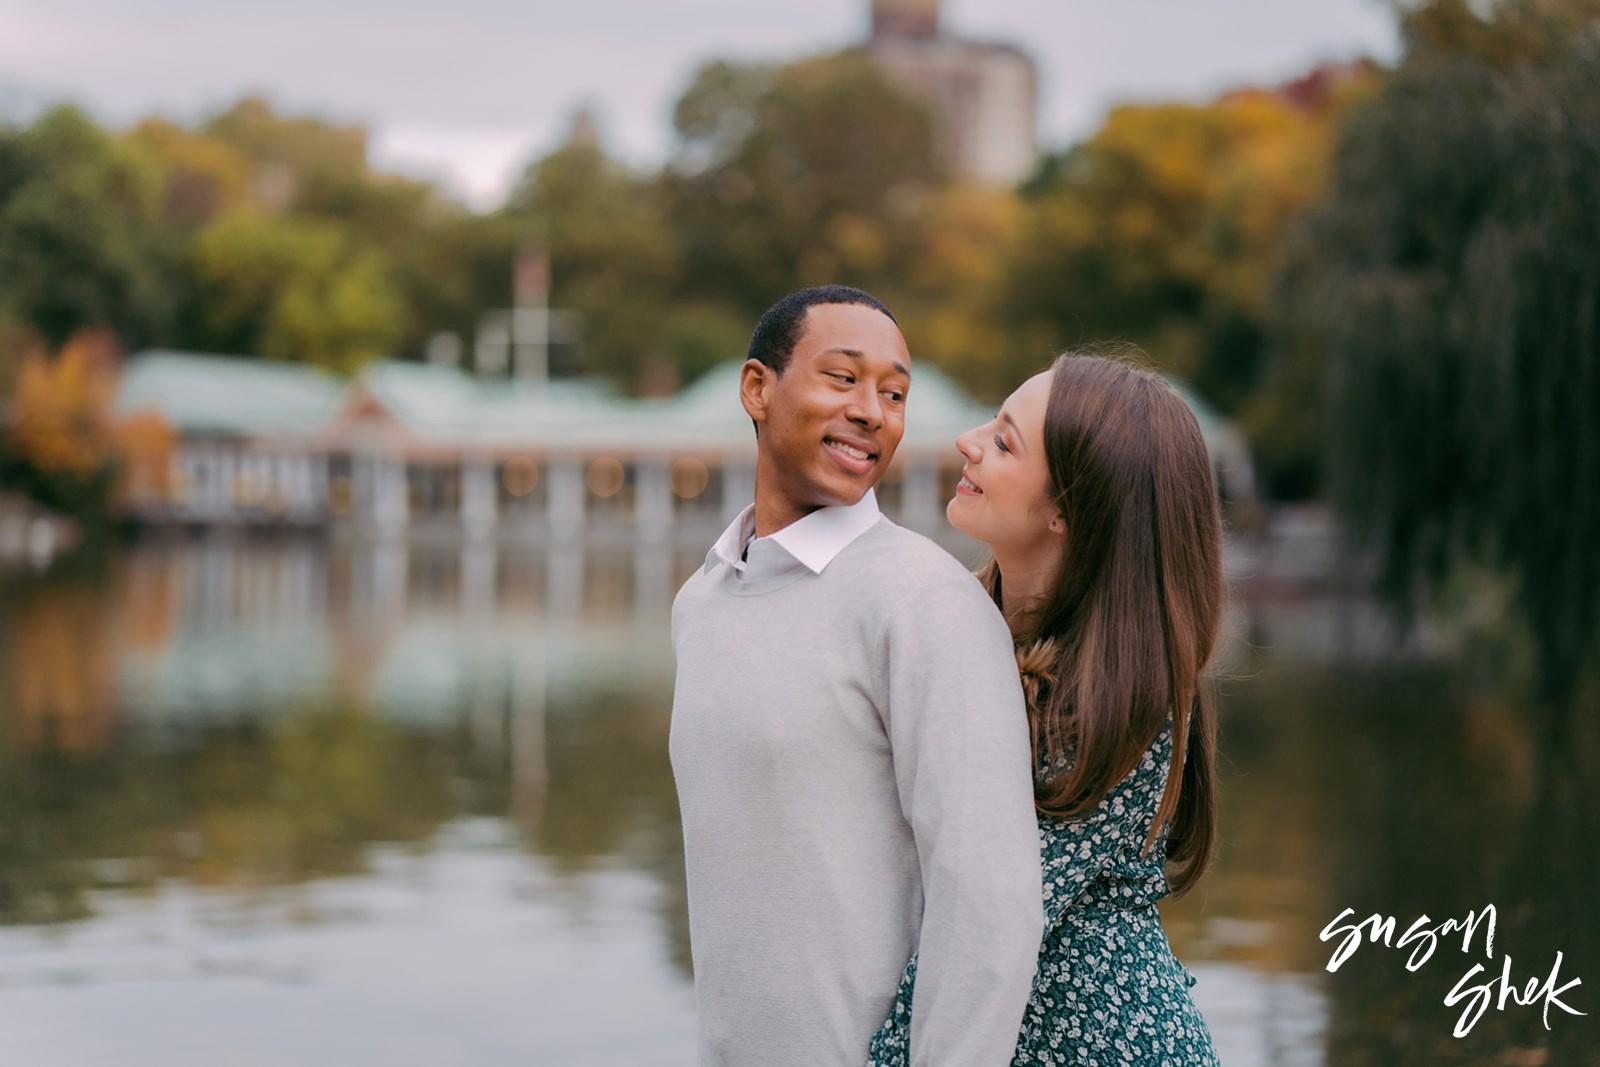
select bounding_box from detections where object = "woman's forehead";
[1005,372,1054,427]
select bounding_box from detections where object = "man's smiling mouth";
[824,437,878,470]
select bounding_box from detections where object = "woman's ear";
[1047,513,1066,536]
[739,359,771,425]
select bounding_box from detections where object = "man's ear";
[739,359,773,426]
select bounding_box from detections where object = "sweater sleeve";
[880,571,1044,1067]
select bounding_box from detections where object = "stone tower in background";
[862,0,1038,185]
[871,0,940,38]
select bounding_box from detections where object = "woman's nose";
[955,429,980,462]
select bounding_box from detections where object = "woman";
[869,348,1222,1066]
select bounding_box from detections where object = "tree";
[664,54,945,318]
[1274,0,1600,710]
[1002,81,1363,425]
[504,134,680,387]
[182,214,403,373]
[191,97,519,365]
[127,117,256,231]
[298,164,514,362]
[200,96,368,210]
[0,330,163,527]
[894,184,1021,401]
[0,106,169,348]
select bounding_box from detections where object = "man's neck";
[751,464,836,538]
[753,498,825,539]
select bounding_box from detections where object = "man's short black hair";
[746,285,897,375]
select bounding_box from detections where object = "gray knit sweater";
[669,517,1042,1067]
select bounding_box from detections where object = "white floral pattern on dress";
[866,725,1219,1066]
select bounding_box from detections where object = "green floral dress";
[866,725,1219,1066]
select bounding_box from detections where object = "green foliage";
[494,53,950,391]
[0,64,1352,424]
[1004,92,1345,417]
[298,167,515,360]
[653,302,752,391]
[184,214,403,374]
[201,96,368,193]
[1399,0,1600,61]
[0,691,456,921]
[127,117,256,231]
[665,53,945,317]
[0,450,118,532]
[190,98,515,364]
[0,106,169,347]
[891,186,1021,400]
[389,211,521,361]
[1275,0,1600,704]
[504,140,680,385]
[0,53,1434,504]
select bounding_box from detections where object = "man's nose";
[847,386,885,429]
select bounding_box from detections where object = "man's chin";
[772,461,887,514]
[811,475,878,508]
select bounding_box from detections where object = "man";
[669,285,1042,1066]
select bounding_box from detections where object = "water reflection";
[1294,669,1597,1067]
[1160,659,1599,1066]
[0,538,1594,1065]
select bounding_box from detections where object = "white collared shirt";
[706,489,882,582]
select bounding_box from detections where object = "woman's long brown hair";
[986,348,1223,897]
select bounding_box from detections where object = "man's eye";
[827,372,855,384]
[884,391,905,403]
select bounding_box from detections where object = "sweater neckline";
[711,517,893,596]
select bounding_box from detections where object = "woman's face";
[947,370,1062,555]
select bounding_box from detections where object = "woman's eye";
[993,434,1011,454]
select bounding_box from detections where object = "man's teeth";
[831,441,870,461]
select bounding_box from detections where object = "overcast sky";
[0,0,1399,208]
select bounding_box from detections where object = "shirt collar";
[704,489,882,578]
[707,506,758,574]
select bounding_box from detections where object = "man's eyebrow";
[823,348,912,380]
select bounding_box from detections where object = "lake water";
[1,535,1593,1066]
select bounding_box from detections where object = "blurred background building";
[111,349,1257,543]
[860,0,1038,184]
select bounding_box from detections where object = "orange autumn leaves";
[4,329,173,507]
